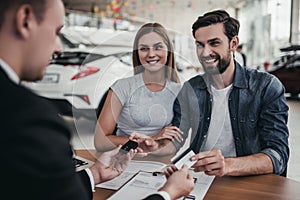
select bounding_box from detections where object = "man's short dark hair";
[0,0,48,29]
[192,10,240,41]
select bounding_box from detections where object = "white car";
[22,30,201,119]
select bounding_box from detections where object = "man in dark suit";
[0,0,194,199]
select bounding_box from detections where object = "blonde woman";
[94,23,183,152]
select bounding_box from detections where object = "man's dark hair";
[192,10,240,41]
[0,0,48,29]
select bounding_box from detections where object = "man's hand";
[89,145,136,184]
[190,149,226,177]
[159,165,194,200]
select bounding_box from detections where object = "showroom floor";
[69,98,300,183]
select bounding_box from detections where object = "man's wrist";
[89,165,101,184]
[156,191,171,200]
[85,168,95,192]
[159,185,174,200]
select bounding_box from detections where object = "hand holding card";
[171,148,197,169]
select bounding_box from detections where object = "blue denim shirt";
[172,62,289,175]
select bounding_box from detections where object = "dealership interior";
[51,0,300,183]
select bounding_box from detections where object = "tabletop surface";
[75,149,300,200]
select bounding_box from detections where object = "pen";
[152,171,165,176]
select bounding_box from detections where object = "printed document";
[108,170,215,200]
[96,160,167,190]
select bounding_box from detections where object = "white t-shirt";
[111,73,181,137]
[200,84,236,158]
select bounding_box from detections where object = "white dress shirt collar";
[0,59,20,84]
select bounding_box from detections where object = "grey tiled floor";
[70,99,300,183]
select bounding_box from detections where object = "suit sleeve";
[77,170,93,199]
[143,194,165,200]
[3,94,92,200]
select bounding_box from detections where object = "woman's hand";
[152,124,183,142]
[129,132,161,155]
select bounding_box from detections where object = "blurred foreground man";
[0,0,193,199]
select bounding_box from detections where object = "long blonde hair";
[132,23,180,83]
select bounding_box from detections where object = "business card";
[171,148,197,169]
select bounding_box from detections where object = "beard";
[200,48,231,75]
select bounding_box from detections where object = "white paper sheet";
[96,160,167,190]
[108,170,215,200]
[107,171,166,200]
[171,149,197,169]
[186,171,215,200]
